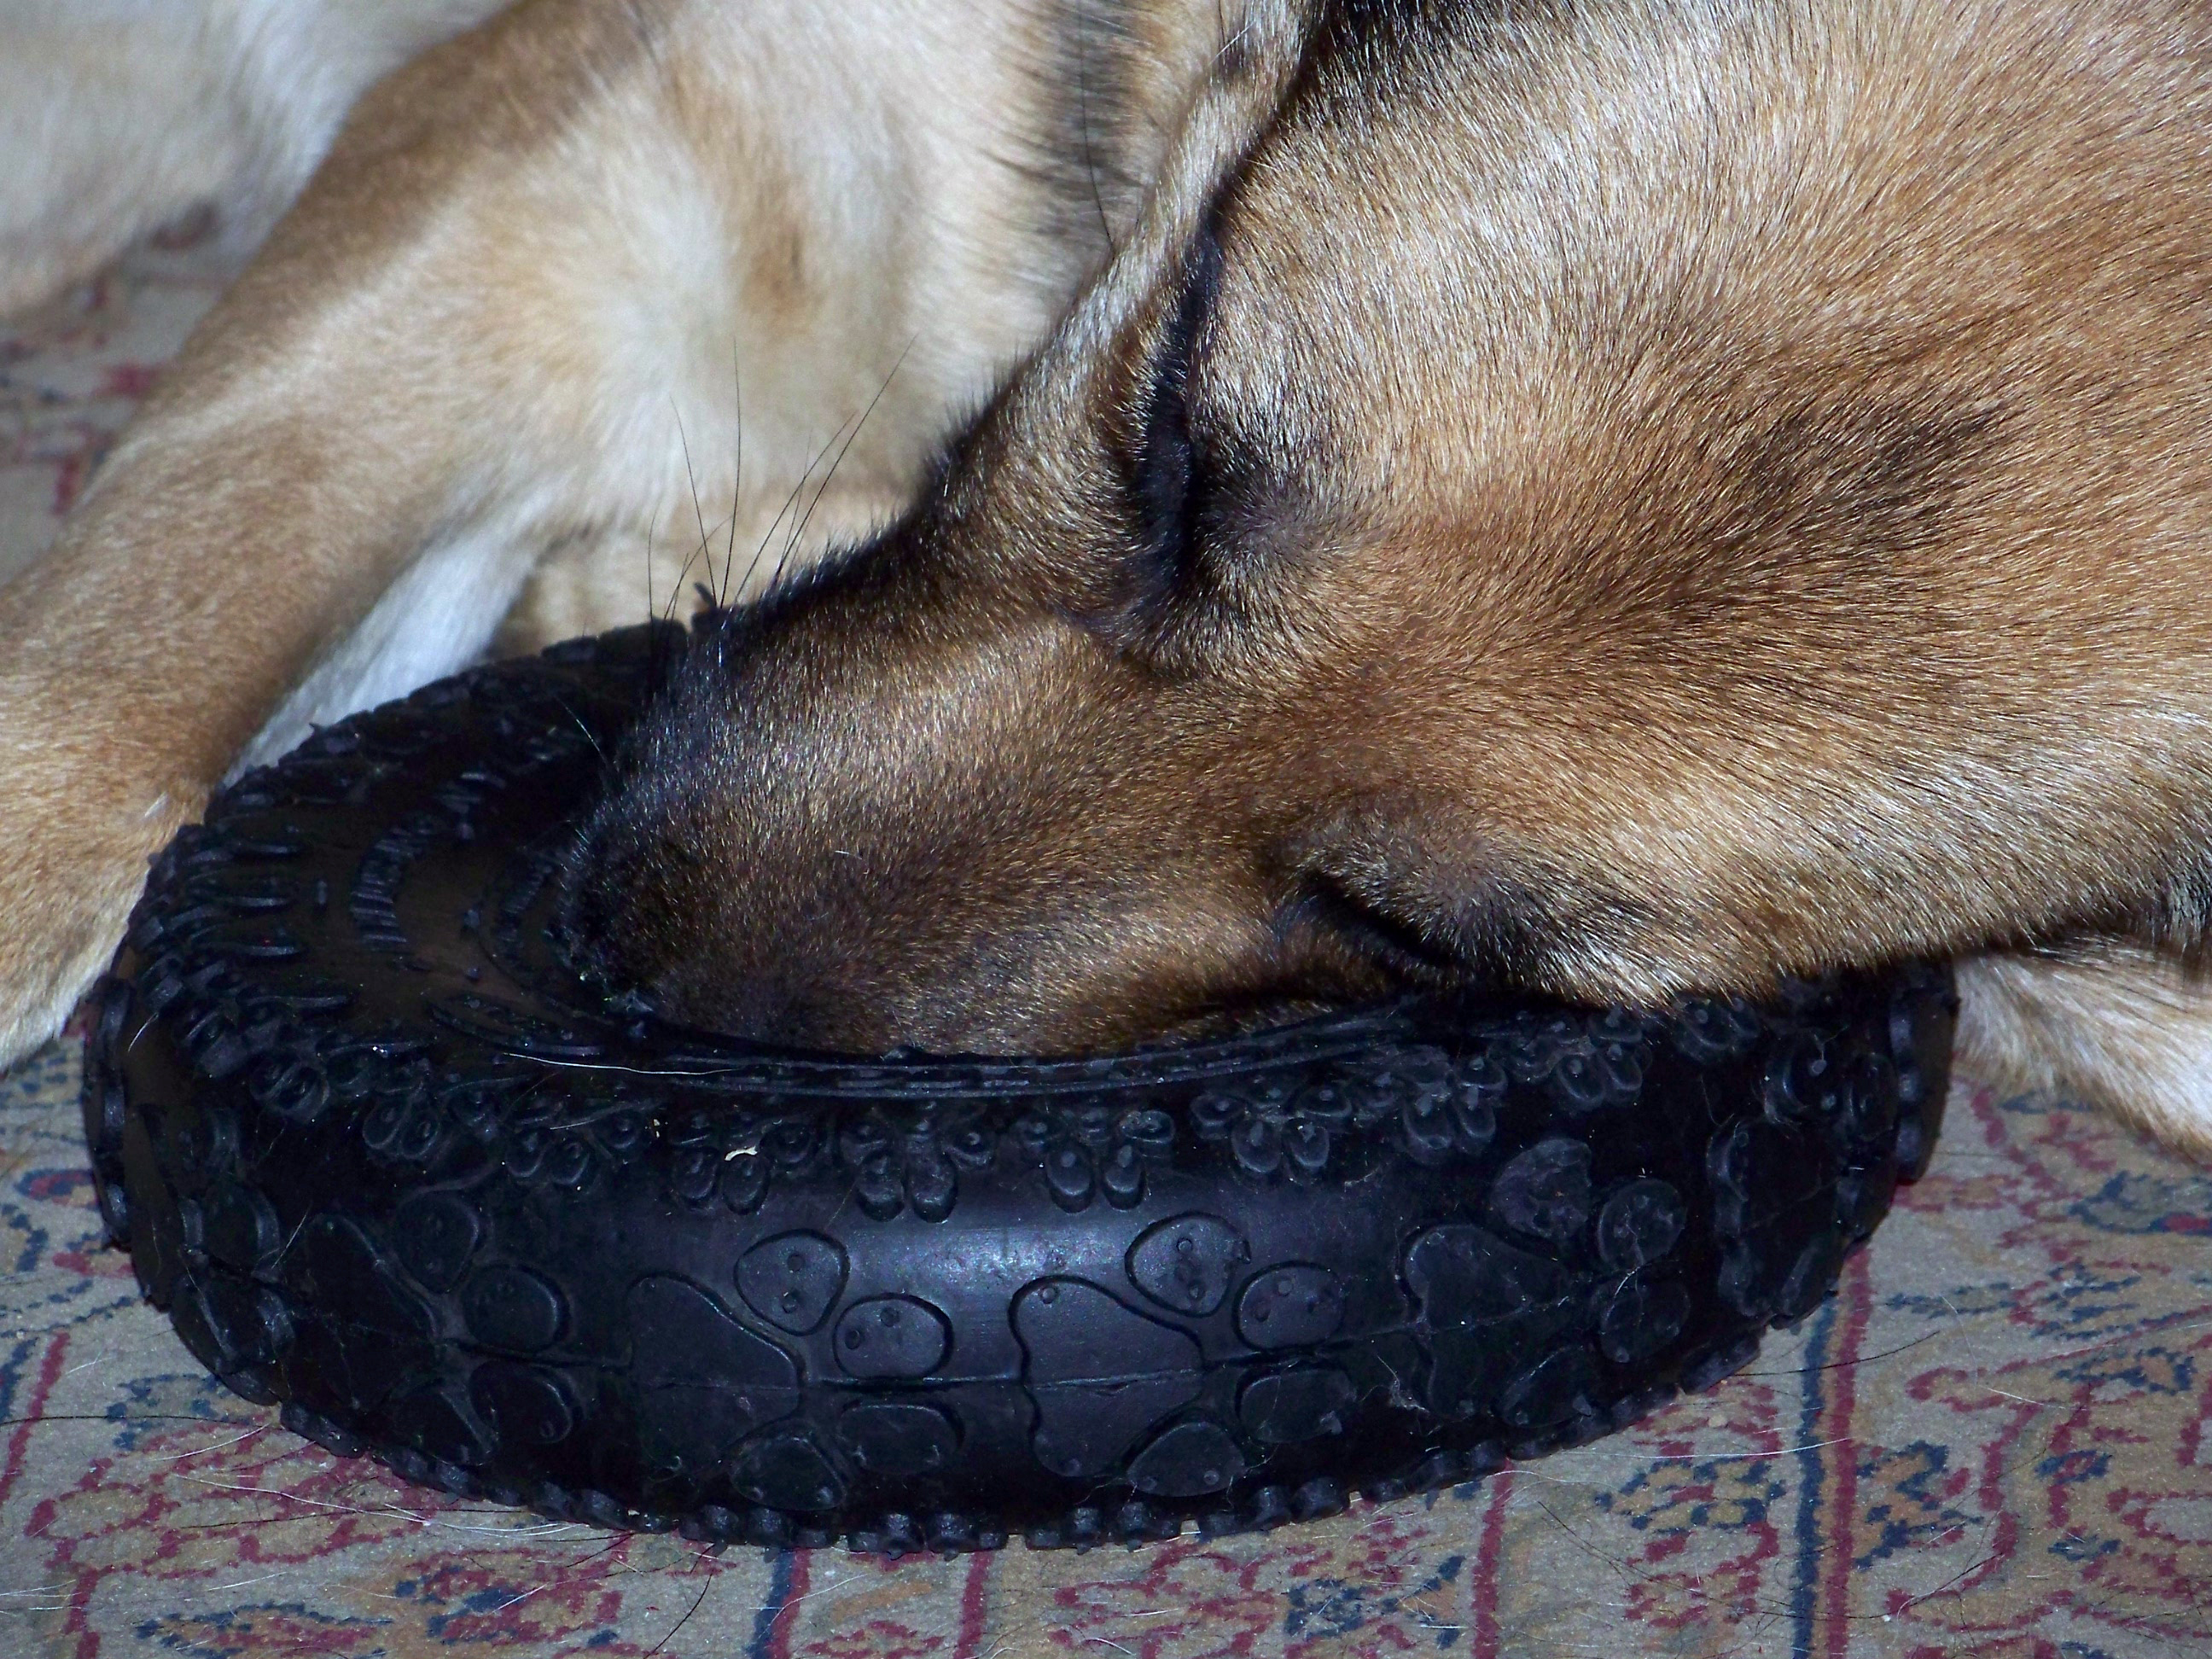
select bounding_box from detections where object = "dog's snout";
[551,566,1406,1056]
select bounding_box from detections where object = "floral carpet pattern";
[4,243,2212,1659]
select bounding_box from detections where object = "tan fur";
[561,0,2212,1164]
[9,0,2212,1163]
[0,0,1114,1060]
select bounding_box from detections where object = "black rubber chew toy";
[82,622,1954,1553]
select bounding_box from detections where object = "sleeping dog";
[9,0,2212,1159]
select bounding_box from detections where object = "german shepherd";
[9,0,2212,1160]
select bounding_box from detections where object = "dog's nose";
[556,854,831,1049]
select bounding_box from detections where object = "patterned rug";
[4,244,2211,1659]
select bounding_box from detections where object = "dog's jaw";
[555,564,1407,1056]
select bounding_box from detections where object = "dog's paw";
[0,782,196,1074]
[1958,944,2212,1164]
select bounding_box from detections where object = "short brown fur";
[10,0,2212,1158]
[568,0,2212,1160]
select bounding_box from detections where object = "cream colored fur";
[1958,950,2212,1155]
[0,0,2209,1163]
[0,0,511,316]
[0,0,1089,1068]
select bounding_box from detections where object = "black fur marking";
[1322,0,1458,59]
[1329,0,1429,34]
[1002,1,1152,273]
[1130,219,1226,602]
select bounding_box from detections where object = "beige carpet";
[3,236,2211,1659]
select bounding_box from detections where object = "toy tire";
[82,621,1954,1552]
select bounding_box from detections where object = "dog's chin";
[623,975,1308,1060]
[555,908,1400,1057]
[1125,990,1393,1048]
[554,824,1426,1057]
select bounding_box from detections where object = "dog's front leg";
[0,145,590,1062]
[0,0,1083,1068]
